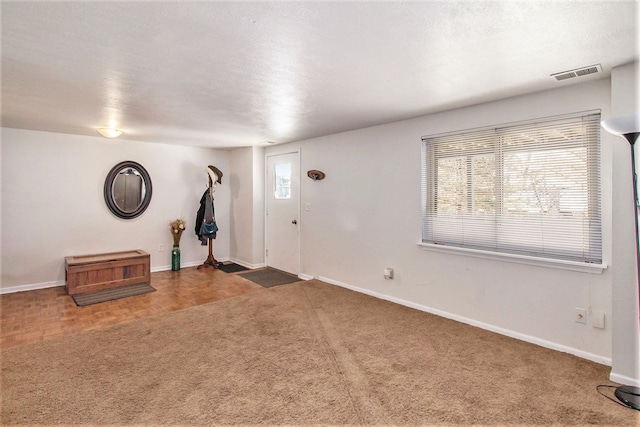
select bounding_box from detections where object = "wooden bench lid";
[65,250,149,266]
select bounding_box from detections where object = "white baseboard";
[0,280,64,294]
[298,273,314,281]
[156,258,266,271]
[610,372,640,387]
[151,259,207,273]
[229,258,264,270]
[318,276,613,367]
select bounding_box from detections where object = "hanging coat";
[195,189,217,244]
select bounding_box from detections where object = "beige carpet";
[1,279,638,426]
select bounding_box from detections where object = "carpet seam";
[300,283,387,426]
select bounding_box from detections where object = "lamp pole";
[624,132,640,304]
[602,114,640,411]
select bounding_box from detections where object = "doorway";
[266,151,300,275]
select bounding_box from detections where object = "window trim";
[421,109,603,266]
[417,241,606,274]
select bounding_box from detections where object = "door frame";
[264,148,301,275]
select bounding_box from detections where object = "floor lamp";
[601,112,640,411]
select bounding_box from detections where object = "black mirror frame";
[104,160,153,219]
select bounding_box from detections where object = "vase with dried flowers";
[169,219,186,271]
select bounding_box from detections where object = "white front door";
[266,151,300,275]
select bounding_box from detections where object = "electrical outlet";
[575,307,587,324]
[158,244,163,252]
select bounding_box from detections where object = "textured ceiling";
[1,1,638,148]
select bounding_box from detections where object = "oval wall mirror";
[104,161,152,219]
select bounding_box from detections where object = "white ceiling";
[2,1,638,149]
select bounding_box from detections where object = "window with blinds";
[421,111,602,264]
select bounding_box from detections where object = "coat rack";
[197,165,223,270]
[197,240,220,269]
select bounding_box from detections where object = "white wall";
[269,78,620,366]
[252,146,265,264]
[1,129,230,290]
[229,146,265,268]
[0,136,3,285]
[229,147,253,264]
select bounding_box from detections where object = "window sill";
[417,242,607,274]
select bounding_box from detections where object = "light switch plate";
[592,310,605,329]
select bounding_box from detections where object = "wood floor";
[0,265,265,350]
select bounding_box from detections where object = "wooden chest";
[65,250,151,295]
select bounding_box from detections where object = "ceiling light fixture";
[97,127,124,138]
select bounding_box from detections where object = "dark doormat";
[238,268,301,288]
[218,263,249,273]
[72,283,156,306]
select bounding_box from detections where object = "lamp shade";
[601,112,640,136]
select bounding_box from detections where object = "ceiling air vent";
[551,64,602,81]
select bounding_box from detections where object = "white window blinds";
[421,111,602,264]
